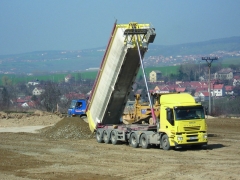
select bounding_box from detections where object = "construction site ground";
[0,112,240,180]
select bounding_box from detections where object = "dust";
[39,117,94,140]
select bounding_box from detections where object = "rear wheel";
[96,129,103,143]
[103,130,111,144]
[162,134,171,150]
[111,130,119,145]
[140,133,150,149]
[130,133,139,148]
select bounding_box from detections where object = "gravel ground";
[0,114,240,180]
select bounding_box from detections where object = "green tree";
[0,87,10,110]
[190,70,195,81]
[177,65,184,80]
[1,76,12,86]
[40,82,61,112]
[31,95,38,101]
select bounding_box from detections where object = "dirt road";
[0,115,240,180]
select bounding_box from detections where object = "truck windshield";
[70,101,77,108]
[174,106,205,120]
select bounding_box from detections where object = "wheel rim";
[103,131,107,141]
[132,135,137,144]
[97,131,101,140]
[141,136,147,146]
[163,138,168,147]
[111,132,116,140]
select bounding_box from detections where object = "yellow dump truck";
[86,22,207,150]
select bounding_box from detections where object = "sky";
[1,0,240,55]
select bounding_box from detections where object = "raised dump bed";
[86,22,156,132]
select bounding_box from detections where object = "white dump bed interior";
[87,22,156,132]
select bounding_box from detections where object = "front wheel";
[161,134,171,150]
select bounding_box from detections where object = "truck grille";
[184,126,200,131]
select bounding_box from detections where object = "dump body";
[86,22,156,132]
[68,99,87,117]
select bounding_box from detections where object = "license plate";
[190,136,198,140]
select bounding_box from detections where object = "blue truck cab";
[67,99,87,118]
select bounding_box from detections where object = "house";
[212,84,225,97]
[27,81,40,86]
[19,101,36,109]
[189,81,208,89]
[149,70,162,82]
[225,85,234,95]
[16,96,31,104]
[32,87,45,96]
[214,68,233,80]
[153,85,169,93]
[194,87,208,96]
[175,87,186,92]
[15,96,36,109]
[199,92,210,102]
[65,74,72,83]
[233,76,240,86]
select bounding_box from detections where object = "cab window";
[166,108,174,126]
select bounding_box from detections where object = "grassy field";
[0,66,179,85]
[0,60,239,85]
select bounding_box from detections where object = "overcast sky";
[1,0,240,55]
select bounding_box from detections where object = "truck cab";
[159,93,208,150]
[67,99,87,118]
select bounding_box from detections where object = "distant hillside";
[0,36,239,74]
[148,36,240,56]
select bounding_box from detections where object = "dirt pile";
[39,117,94,140]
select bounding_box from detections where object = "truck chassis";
[95,124,207,150]
[95,124,174,150]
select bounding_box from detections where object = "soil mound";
[39,117,94,140]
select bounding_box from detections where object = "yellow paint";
[86,111,96,132]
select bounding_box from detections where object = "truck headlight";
[203,134,208,139]
[177,136,183,141]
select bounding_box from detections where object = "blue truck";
[67,99,87,118]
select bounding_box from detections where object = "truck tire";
[130,133,139,148]
[140,133,150,149]
[96,129,103,143]
[162,134,171,150]
[103,130,111,144]
[111,130,118,145]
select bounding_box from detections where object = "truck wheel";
[96,129,103,143]
[103,130,111,144]
[140,133,150,149]
[162,134,171,150]
[130,133,139,148]
[111,130,118,145]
